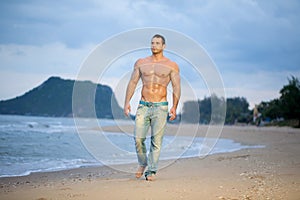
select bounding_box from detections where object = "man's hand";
[169,107,177,121]
[124,103,131,117]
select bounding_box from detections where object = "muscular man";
[124,34,181,181]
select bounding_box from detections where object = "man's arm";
[169,65,181,121]
[124,63,141,116]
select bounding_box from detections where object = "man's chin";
[152,51,160,55]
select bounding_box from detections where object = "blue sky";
[0,0,300,109]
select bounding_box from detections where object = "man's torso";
[137,56,175,102]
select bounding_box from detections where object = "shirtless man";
[124,34,181,181]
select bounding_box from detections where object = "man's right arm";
[124,63,141,116]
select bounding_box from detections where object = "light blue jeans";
[134,101,168,176]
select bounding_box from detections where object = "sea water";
[0,115,263,177]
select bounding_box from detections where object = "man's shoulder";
[135,56,151,66]
[166,59,179,73]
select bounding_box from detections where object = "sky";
[1,0,300,110]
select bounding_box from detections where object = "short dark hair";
[152,34,166,45]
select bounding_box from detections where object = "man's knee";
[135,137,146,147]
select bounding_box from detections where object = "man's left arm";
[169,65,181,121]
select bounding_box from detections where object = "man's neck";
[151,53,164,62]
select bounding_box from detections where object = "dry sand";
[1,124,299,200]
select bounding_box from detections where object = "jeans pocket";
[159,105,168,112]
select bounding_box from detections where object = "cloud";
[177,0,300,72]
[0,0,195,47]
[0,43,93,74]
[0,0,300,107]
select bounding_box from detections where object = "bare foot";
[145,174,156,181]
[135,166,146,178]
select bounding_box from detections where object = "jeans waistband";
[139,100,168,107]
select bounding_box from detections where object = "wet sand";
[1,125,299,200]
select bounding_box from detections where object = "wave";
[0,115,264,178]
[0,158,102,178]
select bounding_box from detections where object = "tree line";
[180,76,300,127]
[257,76,300,127]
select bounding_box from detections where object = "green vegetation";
[181,76,300,127]
[0,77,124,119]
[1,76,299,127]
[181,96,250,125]
[258,76,300,128]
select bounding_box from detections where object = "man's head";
[152,34,166,45]
[151,34,166,55]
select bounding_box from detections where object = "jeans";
[134,101,168,176]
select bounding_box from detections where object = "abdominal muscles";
[141,83,167,102]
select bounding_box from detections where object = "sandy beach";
[1,124,299,200]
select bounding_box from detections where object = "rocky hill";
[0,77,124,119]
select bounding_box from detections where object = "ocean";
[0,115,263,178]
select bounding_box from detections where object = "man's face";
[151,37,165,54]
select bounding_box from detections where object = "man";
[124,34,181,181]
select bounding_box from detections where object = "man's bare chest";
[139,64,171,78]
